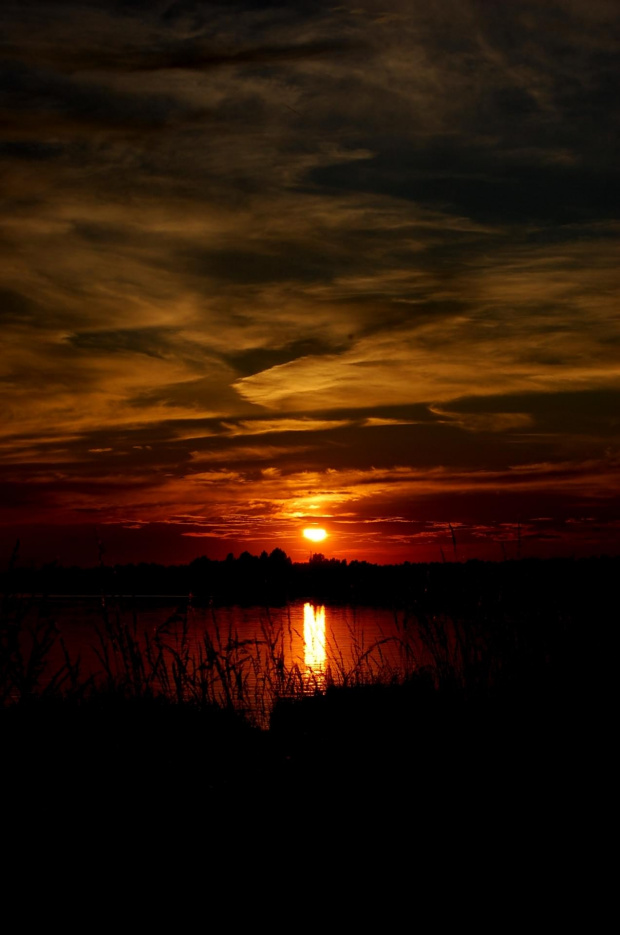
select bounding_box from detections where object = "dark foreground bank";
[1,660,603,820]
[2,663,610,910]
[2,554,613,872]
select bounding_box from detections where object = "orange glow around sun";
[303,527,327,543]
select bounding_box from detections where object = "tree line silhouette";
[2,547,618,620]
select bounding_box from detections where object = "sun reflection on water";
[303,602,326,689]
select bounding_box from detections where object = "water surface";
[37,596,429,724]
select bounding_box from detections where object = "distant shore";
[3,550,619,607]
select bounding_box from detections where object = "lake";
[29,595,437,726]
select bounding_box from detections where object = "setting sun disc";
[303,527,327,543]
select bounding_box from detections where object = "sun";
[303,527,328,543]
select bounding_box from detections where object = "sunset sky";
[1,0,619,566]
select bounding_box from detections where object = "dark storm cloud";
[441,389,620,439]
[1,34,362,76]
[0,60,208,134]
[127,374,263,415]
[0,288,44,324]
[309,150,620,226]
[67,326,179,359]
[0,140,64,161]
[222,337,349,377]
[301,1,620,225]
[0,0,364,78]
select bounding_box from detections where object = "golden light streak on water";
[303,602,326,689]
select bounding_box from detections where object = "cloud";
[221,418,353,436]
[430,410,534,434]
[233,310,620,412]
[1,0,619,560]
[189,444,312,463]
